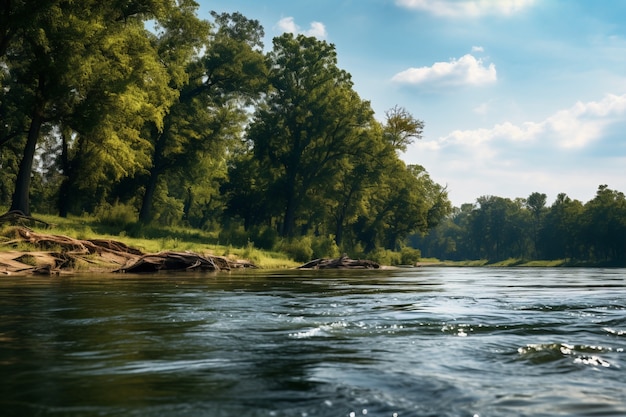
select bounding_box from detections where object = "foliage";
[94,202,138,230]
[414,185,626,265]
[367,249,402,266]
[278,236,314,263]
[1,7,449,257]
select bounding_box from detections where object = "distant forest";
[1,2,624,265]
[413,186,626,265]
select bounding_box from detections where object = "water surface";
[1,268,625,416]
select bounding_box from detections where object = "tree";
[137,11,267,224]
[581,185,626,263]
[526,192,547,258]
[353,162,450,252]
[2,0,176,215]
[383,105,424,153]
[539,193,584,261]
[243,33,375,237]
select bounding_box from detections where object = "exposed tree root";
[298,255,380,269]
[0,226,256,276]
[116,251,256,273]
[0,210,51,228]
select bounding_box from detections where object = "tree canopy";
[0,4,451,258]
[413,185,626,265]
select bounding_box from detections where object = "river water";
[1,268,625,417]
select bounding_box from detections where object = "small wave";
[604,327,626,336]
[288,321,348,339]
[517,343,619,369]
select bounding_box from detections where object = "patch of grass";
[489,258,525,267]
[229,241,299,269]
[519,259,567,267]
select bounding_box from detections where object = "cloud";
[276,17,328,39]
[395,0,536,17]
[392,54,496,87]
[411,94,626,205]
[441,93,626,149]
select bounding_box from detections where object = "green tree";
[2,0,175,215]
[137,11,267,224]
[243,33,375,237]
[581,185,626,263]
[525,192,547,258]
[383,105,424,153]
[354,162,450,252]
[538,193,584,260]
[467,196,528,261]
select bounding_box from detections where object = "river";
[1,267,625,416]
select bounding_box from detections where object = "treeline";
[0,1,450,260]
[412,186,626,265]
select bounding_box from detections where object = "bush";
[249,226,279,250]
[310,234,340,259]
[400,247,421,265]
[368,248,401,266]
[218,224,248,247]
[279,236,314,263]
[94,202,137,229]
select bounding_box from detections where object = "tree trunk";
[58,128,72,217]
[139,166,159,224]
[281,174,298,237]
[139,130,166,224]
[10,110,43,216]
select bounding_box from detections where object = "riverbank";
[1,212,619,276]
[0,212,300,275]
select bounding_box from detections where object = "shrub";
[249,226,279,250]
[368,248,401,266]
[218,224,248,247]
[400,247,421,265]
[94,202,137,229]
[279,236,314,263]
[310,234,340,259]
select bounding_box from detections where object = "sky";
[196,0,626,207]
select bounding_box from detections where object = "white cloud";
[440,93,626,149]
[408,93,626,205]
[306,21,327,38]
[396,0,536,18]
[392,54,496,87]
[276,17,328,39]
[472,45,485,52]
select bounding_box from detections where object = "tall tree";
[582,185,626,262]
[2,0,175,215]
[526,192,547,258]
[137,11,267,224]
[244,33,375,237]
[539,193,584,261]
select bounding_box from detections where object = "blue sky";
[197,0,626,207]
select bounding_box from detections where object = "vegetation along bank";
[1,3,624,268]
